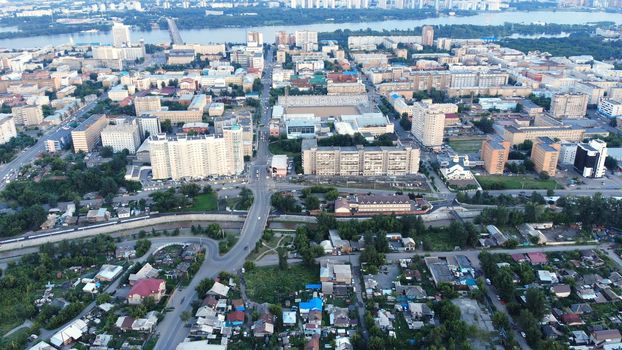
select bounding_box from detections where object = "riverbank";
[0,10,621,49]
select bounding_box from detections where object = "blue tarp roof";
[306,283,321,290]
[299,297,323,312]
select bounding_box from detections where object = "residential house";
[329,307,352,328]
[129,263,159,286]
[226,311,245,327]
[127,278,166,304]
[551,284,571,298]
[591,329,622,346]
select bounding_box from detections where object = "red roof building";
[527,252,548,265]
[127,278,166,305]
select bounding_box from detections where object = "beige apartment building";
[101,119,141,154]
[134,96,162,116]
[149,130,244,180]
[411,102,445,150]
[302,139,420,176]
[71,114,108,153]
[11,105,43,126]
[550,93,589,119]
[151,109,203,123]
[481,136,510,175]
[503,125,584,145]
[531,137,561,176]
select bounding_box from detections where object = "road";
[153,46,276,350]
[0,97,102,190]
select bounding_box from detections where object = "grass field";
[245,264,318,304]
[184,192,218,211]
[448,138,485,153]
[476,175,562,190]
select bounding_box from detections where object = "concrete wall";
[0,214,245,252]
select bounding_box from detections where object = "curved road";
[152,46,276,350]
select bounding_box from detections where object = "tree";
[180,310,192,323]
[277,247,288,270]
[304,194,320,210]
[196,278,215,297]
[525,288,546,320]
[539,171,550,180]
[605,156,618,172]
[135,239,152,257]
[180,183,201,198]
[100,146,114,158]
[161,119,173,133]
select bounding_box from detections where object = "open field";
[475,175,562,190]
[448,138,485,153]
[183,193,218,212]
[245,264,317,304]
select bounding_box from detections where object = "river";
[0,10,620,49]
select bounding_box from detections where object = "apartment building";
[574,139,607,178]
[559,141,578,165]
[411,102,445,150]
[481,136,510,175]
[101,119,141,154]
[598,99,622,118]
[136,116,161,139]
[294,31,318,51]
[134,96,162,116]
[502,124,584,145]
[302,139,420,176]
[421,25,434,46]
[151,109,203,123]
[149,130,244,180]
[550,93,589,119]
[71,114,108,153]
[11,105,43,126]
[531,137,561,176]
[0,114,17,145]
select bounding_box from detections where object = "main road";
[153,46,276,350]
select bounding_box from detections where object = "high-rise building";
[275,31,290,46]
[137,116,161,139]
[0,114,17,145]
[421,25,434,46]
[246,31,264,47]
[302,139,420,176]
[223,124,245,175]
[550,93,589,119]
[101,119,142,154]
[411,102,445,150]
[294,31,318,51]
[112,22,131,48]
[71,114,109,153]
[531,137,561,177]
[481,136,510,175]
[574,139,607,178]
[134,96,162,116]
[149,132,245,180]
[11,105,43,126]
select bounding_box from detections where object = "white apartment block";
[149,127,244,180]
[0,114,17,145]
[294,31,318,51]
[411,102,446,150]
[598,99,622,118]
[101,120,141,154]
[137,116,161,139]
[302,139,420,176]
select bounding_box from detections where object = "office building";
[0,114,17,145]
[71,114,108,153]
[134,96,161,116]
[481,136,510,175]
[550,93,588,119]
[302,139,420,176]
[574,139,607,178]
[149,132,244,180]
[246,31,263,47]
[112,22,131,48]
[502,124,584,145]
[598,99,622,118]
[137,116,161,139]
[101,119,142,154]
[411,102,445,150]
[421,25,434,46]
[11,105,43,125]
[294,31,318,51]
[531,137,561,176]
